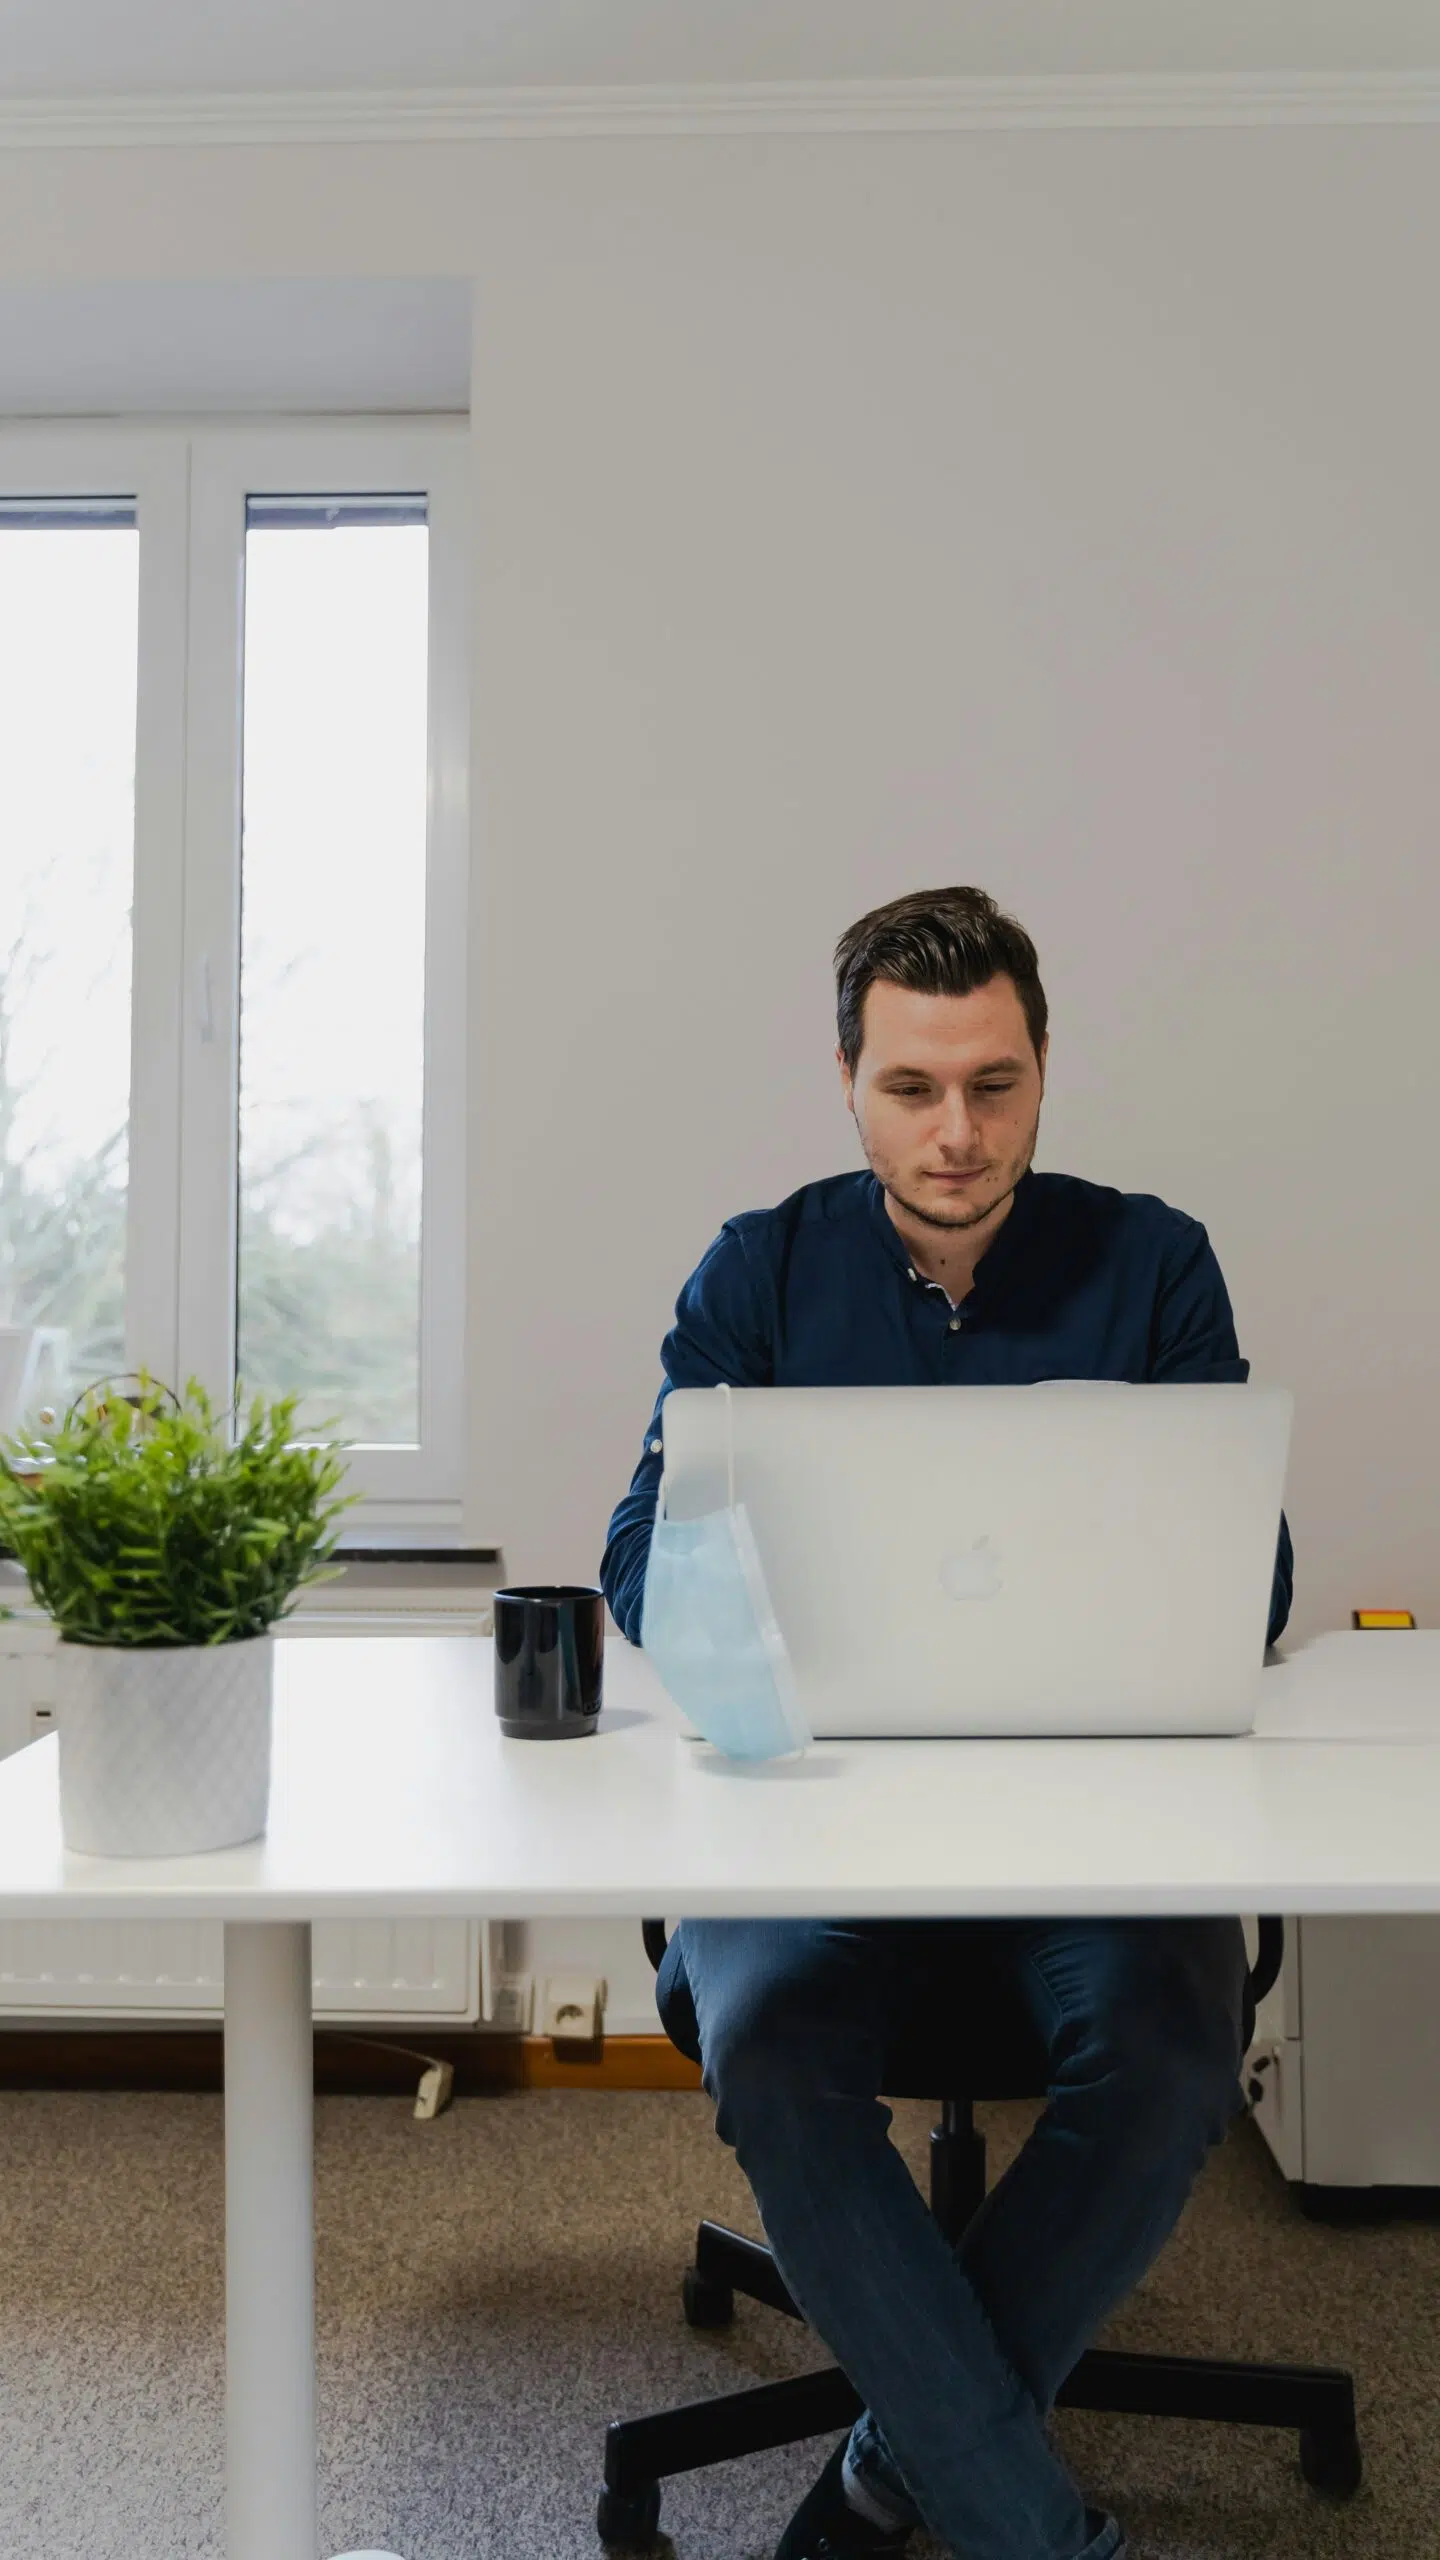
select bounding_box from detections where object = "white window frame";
[0,426,190,1430]
[0,418,469,1525]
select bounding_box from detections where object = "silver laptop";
[658,1384,1293,1738]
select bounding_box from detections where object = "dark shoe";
[773,2438,914,2559]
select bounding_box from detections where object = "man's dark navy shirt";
[601,1167,1293,1650]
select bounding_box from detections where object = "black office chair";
[598,1918,1361,2548]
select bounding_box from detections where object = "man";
[601,887,1291,2560]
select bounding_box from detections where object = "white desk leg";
[223,1922,405,2560]
[224,1921,320,2560]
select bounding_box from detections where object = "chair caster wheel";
[682,2266,735,2328]
[597,2479,662,2547]
[1300,2423,1363,2498]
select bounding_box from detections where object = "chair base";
[599,2220,1362,2547]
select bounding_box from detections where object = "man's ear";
[836,1042,855,1116]
[1038,1033,1049,1097]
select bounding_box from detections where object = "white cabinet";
[1250,1915,1440,2199]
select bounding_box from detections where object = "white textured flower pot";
[55,1632,275,1857]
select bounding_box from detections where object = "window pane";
[236,497,429,1447]
[0,502,137,1427]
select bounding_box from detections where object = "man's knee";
[1050,1923,1246,2149]
[1124,1998,1243,2150]
[674,1920,883,2135]
[699,1954,841,2104]
[703,1973,809,2113]
[655,1931,702,2063]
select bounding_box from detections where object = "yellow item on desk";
[1352,1609,1416,1630]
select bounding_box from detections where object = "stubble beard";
[861,1119,1040,1237]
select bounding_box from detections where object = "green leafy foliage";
[0,1373,360,1648]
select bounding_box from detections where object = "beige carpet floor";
[0,2085,1435,2559]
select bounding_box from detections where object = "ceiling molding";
[3,71,1440,150]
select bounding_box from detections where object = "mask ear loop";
[717,1380,736,1510]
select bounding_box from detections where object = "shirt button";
[648,1439,662,1454]
[948,1319,962,1333]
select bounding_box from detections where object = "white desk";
[0,1628,1437,2560]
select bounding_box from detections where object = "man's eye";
[975,1082,1016,1098]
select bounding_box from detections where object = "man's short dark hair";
[833,886,1048,1077]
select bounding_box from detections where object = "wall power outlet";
[539,1973,607,2042]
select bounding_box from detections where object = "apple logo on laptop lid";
[940,1538,1003,1601]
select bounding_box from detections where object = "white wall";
[2,123,1438,2009]
[0,276,471,413]
[462,131,1440,1648]
[0,126,1433,1632]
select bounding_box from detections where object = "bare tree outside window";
[236,502,429,1447]
[0,515,136,1402]
[1,495,433,1452]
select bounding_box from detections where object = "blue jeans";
[658,1915,1248,2560]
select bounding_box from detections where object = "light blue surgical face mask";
[641,1384,811,1762]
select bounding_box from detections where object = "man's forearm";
[600,1465,662,1644]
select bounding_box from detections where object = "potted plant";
[0,1372,357,1857]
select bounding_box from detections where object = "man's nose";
[934,1092,979,1154]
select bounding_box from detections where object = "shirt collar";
[864,1166,1038,1298]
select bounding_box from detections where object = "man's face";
[839,974,1047,1235]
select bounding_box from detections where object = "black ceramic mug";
[492,1585,605,1739]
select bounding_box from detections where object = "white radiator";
[0,1914,479,2021]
